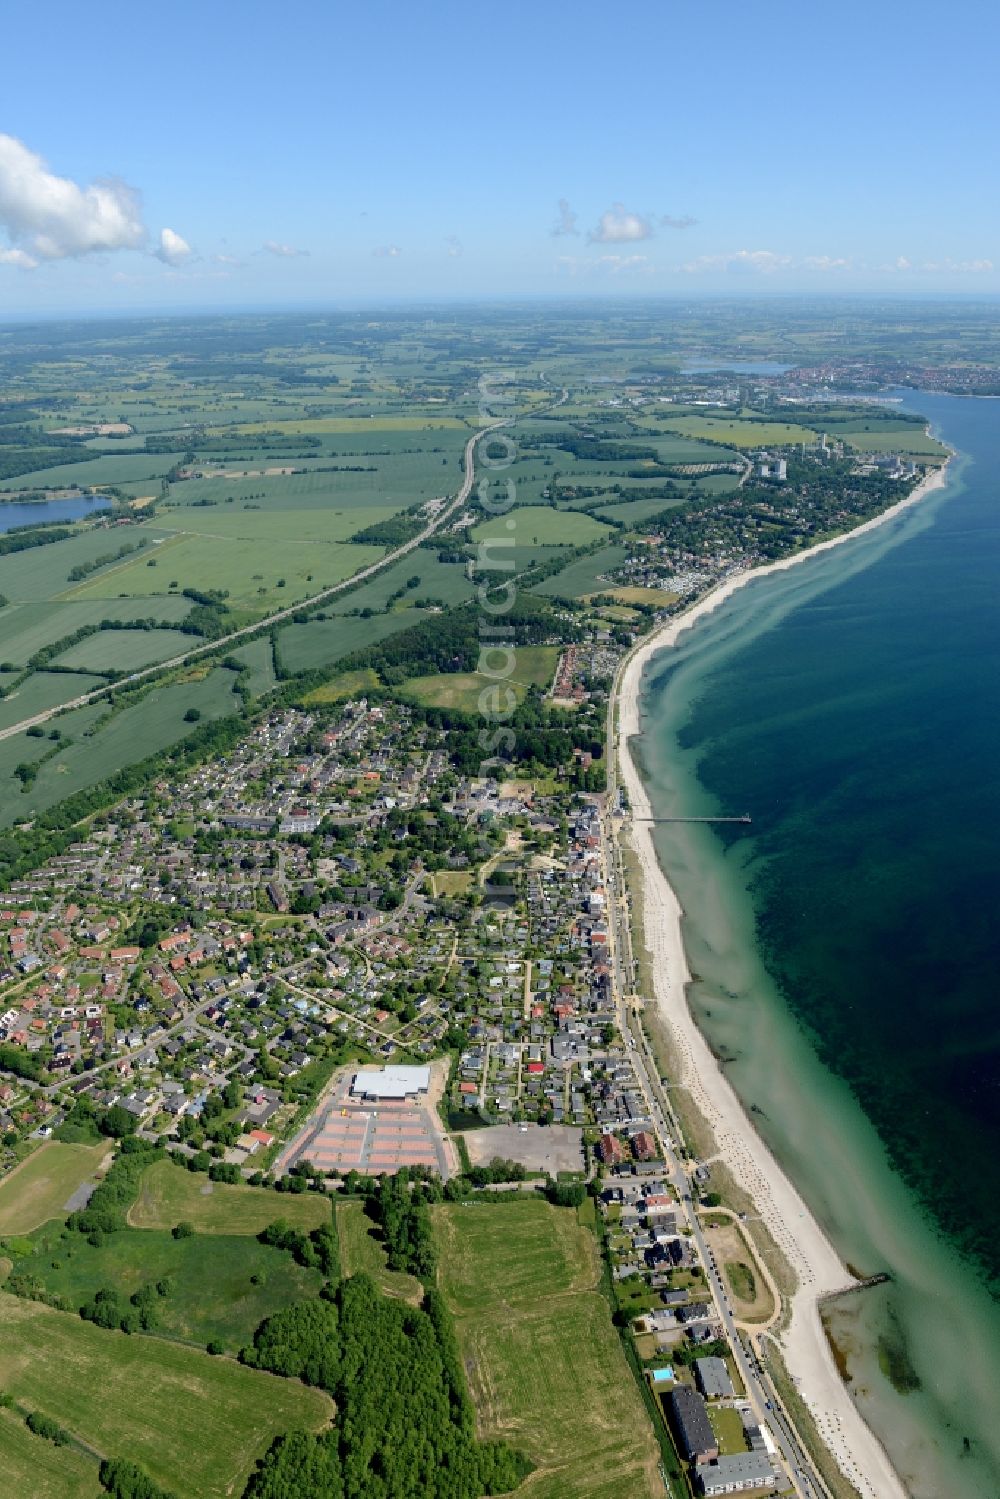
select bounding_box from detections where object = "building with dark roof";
[667,1386,718,1465]
[695,1451,777,1494]
[694,1355,735,1400]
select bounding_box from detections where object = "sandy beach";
[615,464,950,1498]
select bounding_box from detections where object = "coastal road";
[0,416,510,746]
[600,656,831,1499]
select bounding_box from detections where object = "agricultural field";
[7,1219,325,1352]
[0,1143,111,1235]
[336,1199,422,1303]
[0,670,240,828]
[597,585,681,608]
[325,552,474,614]
[0,528,167,605]
[0,670,106,731]
[839,425,949,456]
[532,544,630,600]
[128,1157,330,1236]
[53,628,191,674]
[275,608,426,675]
[471,505,611,548]
[228,637,278,696]
[222,415,471,435]
[152,499,401,545]
[662,416,818,448]
[0,1403,102,1499]
[0,595,193,667]
[402,645,559,715]
[0,1291,333,1499]
[433,1200,661,1499]
[67,533,384,613]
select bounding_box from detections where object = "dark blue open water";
[639,393,1000,1493]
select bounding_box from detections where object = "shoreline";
[614,462,952,1498]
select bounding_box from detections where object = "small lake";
[0,496,111,534]
[681,360,796,375]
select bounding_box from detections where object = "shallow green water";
[637,394,1000,1496]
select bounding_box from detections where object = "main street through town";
[602,651,829,1499]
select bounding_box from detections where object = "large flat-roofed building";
[667,1386,718,1465]
[695,1452,777,1495]
[351,1064,431,1101]
[695,1355,735,1400]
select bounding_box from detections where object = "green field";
[67,532,384,612]
[53,628,191,673]
[0,1291,333,1498]
[0,596,193,667]
[0,670,106,731]
[839,426,948,456]
[0,670,240,828]
[662,416,818,448]
[276,607,426,675]
[471,505,611,547]
[434,1200,660,1498]
[0,1144,111,1235]
[532,544,630,600]
[229,637,278,696]
[0,1403,102,1499]
[128,1157,330,1235]
[326,552,474,613]
[224,415,470,434]
[9,1220,324,1352]
[336,1199,422,1303]
[402,645,559,714]
[154,500,401,544]
[0,528,167,605]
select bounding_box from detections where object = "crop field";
[0,1292,333,1498]
[223,415,471,435]
[471,505,612,547]
[0,453,179,492]
[839,426,949,456]
[661,416,818,448]
[0,528,166,605]
[433,1201,660,1499]
[532,544,630,600]
[129,1157,330,1235]
[0,670,240,828]
[276,607,425,675]
[0,596,193,667]
[592,496,682,527]
[328,552,474,613]
[600,586,681,607]
[0,670,105,731]
[402,645,559,715]
[0,1144,110,1235]
[11,1219,325,1352]
[67,533,384,612]
[153,500,401,545]
[336,1199,422,1303]
[53,628,191,673]
[229,637,277,696]
[0,1404,102,1499]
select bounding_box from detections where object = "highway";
[602,649,831,1499]
[0,417,507,745]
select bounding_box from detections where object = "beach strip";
[614,462,950,1498]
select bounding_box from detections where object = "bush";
[172,1221,195,1239]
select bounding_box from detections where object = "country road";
[0,417,507,745]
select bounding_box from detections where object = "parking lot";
[462,1123,584,1176]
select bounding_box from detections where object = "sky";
[1,0,998,315]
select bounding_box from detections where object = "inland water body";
[635,393,1000,1496]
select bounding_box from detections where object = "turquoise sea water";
[636,394,1000,1497]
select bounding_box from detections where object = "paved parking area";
[278,1068,453,1178]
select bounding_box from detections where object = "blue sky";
[1,0,997,313]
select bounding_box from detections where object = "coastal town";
[0,304,957,1499]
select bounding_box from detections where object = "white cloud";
[263,239,307,258]
[597,253,650,274]
[802,255,851,271]
[373,244,402,258]
[0,132,146,265]
[588,203,654,243]
[921,257,994,273]
[155,227,192,266]
[551,198,579,237]
[0,246,37,269]
[681,248,791,274]
[213,253,243,266]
